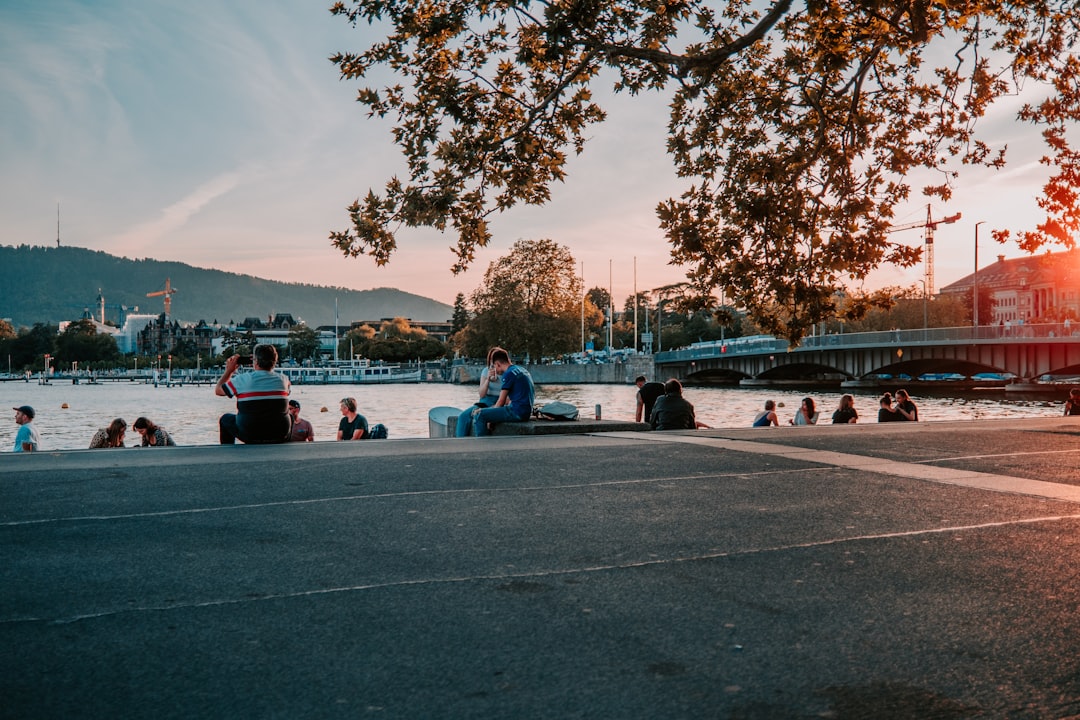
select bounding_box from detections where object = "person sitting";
[831,394,858,424]
[288,400,315,441]
[893,388,919,421]
[878,393,903,422]
[456,347,505,437]
[216,344,292,445]
[650,379,707,430]
[472,348,534,436]
[11,405,39,452]
[1065,387,1080,416]
[133,416,176,446]
[89,418,127,448]
[337,397,369,440]
[752,399,779,427]
[790,397,819,425]
[635,375,667,423]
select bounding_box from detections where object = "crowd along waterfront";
[1,378,1072,451]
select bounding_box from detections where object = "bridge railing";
[656,322,1080,363]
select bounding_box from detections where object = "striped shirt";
[224,370,291,414]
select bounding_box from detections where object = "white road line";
[12,511,1080,627]
[597,431,1080,503]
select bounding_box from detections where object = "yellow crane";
[146,278,178,318]
[887,204,961,297]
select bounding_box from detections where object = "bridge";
[655,323,1080,387]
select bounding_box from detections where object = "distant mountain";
[0,245,453,328]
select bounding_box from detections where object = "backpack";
[367,423,389,439]
[535,401,579,421]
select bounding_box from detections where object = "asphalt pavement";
[3,417,1080,719]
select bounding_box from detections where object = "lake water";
[1,378,1070,451]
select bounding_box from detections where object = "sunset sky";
[0,1,1062,311]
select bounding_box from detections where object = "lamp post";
[657,299,665,353]
[974,221,986,333]
[920,280,928,340]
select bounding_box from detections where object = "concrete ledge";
[489,419,649,435]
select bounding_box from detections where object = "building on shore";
[938,248,1080,325]
[134,313,443,358]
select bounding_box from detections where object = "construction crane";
[887,204,962,297]
[147,278,178,318]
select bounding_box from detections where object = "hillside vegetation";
[0,245,452,328]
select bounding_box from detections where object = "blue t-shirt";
[500,364,535,420]
[13,422,39,452]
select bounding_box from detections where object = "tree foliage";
[451,293,470,335]
[329,0,1080,343]
[54,319,121,365]
[460,238,583,359]
[287,324,321,361]
[339,318,446,361]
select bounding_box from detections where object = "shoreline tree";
[328,1,1080,344]
[459,238,584,360]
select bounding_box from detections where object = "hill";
[0,245,453,328]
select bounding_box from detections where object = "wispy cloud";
[110,172,242,251]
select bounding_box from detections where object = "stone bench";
[443,416,648,436]
[489,419,649,436]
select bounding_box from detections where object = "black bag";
[367,423,389,439]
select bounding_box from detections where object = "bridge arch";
[657,326,1080,385]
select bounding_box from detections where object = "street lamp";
[920,280,928,338]
[974,221,986,332]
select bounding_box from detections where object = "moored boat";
[278,359,423,385]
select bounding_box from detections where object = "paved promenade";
[3,418,1080,719]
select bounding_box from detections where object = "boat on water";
[277,359,423,385]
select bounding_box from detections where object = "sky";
[0,0,1064,312]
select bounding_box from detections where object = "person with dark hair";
[133,416,176,446]
[1065,387,1080,416]
[337,397,369,440]
[894,389,919,421]
[831,394,858,424]
[215,343,292,444]
[790,397,819,425]
[650,379,707,430]
[11,405,38,452]
[634,375,666,423]
[878,393,903,422]
[456,347,506,437]
[471,348,534,436]
[288,400,315,442]
[90,418,128,448]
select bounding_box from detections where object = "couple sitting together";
[455,347,534,437]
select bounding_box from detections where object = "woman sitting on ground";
[133,416,176,447]
[89,418,128,448]
[752,399,779,427]
[831,394,858,424]
[790,397,819,425]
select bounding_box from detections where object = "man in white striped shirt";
[215,344,292,444]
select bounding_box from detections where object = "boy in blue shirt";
[472,349,534,436]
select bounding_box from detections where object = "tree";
[54,319,120,366]
[329,1,1080,344]
[339,324,376,359]
[462,239,583,359]
[450,293,470,335]
[287,324,320,361]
